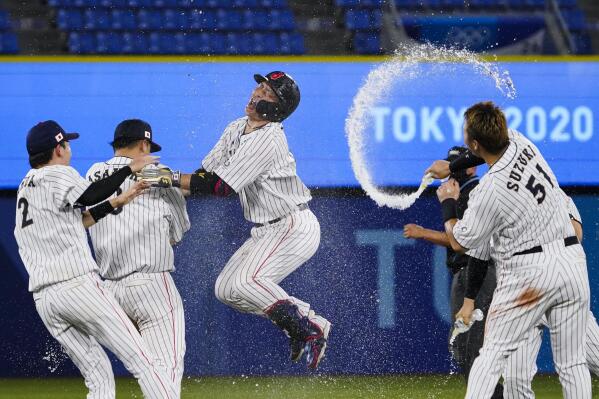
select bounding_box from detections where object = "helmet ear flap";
[255,100,285,122]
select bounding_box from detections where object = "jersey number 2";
[18,198,34,228]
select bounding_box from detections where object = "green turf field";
[1,375,599,398]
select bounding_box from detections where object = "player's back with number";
[15,165,97,291]
[86,160,181,279]
[462,129,574,263]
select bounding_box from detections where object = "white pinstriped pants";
[33,273,177,399]
[502,311,599,399]
[214,208,326,327]
[104,272,185,398]
[466,242,591,399]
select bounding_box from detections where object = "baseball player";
[403,146,503,398]
[137,71,331,369]
[433,101,590,398]
[14,121,178,399]
[86,119,190,397]
[456,194,599,398]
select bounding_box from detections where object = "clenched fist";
[403,224,424,239]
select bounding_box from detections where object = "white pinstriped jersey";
[202,117,311,224]
[86,157,190,280]
[14,165,97,292]
[454,129,575,267]
[466,189,579,263]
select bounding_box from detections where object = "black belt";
[514,236,579,256]
[254,204,309,227]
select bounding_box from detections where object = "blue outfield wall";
[0,59,598,188]
[0,193,598,377]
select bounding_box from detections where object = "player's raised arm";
[436,179,468,252]
[136,166,235,197]
[76,153,157,206]
[425,149,485,179]
[403,224,451,247]
[82,181,149,228]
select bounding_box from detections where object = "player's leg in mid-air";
[466,245,590,399]
[214,208,330,368]
[105,272,186,394]
[35,274,177,399]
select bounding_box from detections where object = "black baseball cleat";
[305,320,331,370]
[290,338,305,362]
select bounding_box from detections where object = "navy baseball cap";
[445,146,468,162]
[111,119,161,153]
[26,120,79,156]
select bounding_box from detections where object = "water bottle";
[450,309,484,346]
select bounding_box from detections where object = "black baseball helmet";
[445,145,468,162]
[253,71,300,122]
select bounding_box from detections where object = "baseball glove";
[136,166,180,188]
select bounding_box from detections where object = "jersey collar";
[460,176,479,190]
[488,140,517,175]
[107,156,132,165]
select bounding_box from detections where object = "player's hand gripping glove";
[136,166,181,188]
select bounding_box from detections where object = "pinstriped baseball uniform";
[469,195,599,399]
[456,129,591,399]
[203,117,328,329]
[14,165,177,399]
[86,157,190,396]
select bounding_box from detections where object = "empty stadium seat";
[68,32,96,53]
[189,9,217,30]
[345,9,382,30]
[279,31,304,54]
[163,9,190,30]
[353,31,380,54]
[231,0,259,7]
[57,9,84,30]
[110,9,137,30]
[216,9,242,30]
[335,0,383,8]
[241,9,266,30]
[268,9,295,30]
[53,0,305,54]
[96,31,124,53]
[0,32,18,53]
[84,9,111,30]
[260,0,288,8]
[122,32,149,53]
[137,9,163,30]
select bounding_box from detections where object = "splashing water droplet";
[345,43,516,210]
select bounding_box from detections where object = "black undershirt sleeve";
[189,168,234,197]
[88,200,114,222]
[449,150,485,173]
[77,166,132,206]
[465,256,489,300]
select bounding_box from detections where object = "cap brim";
[254,74,267,84]
[65,133,80,141]
[150,141,161,153]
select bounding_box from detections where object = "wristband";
[88,200,114,222]
[172,170,181,188]
[441,198,458,223]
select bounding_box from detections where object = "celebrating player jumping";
[137,71,331,369]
